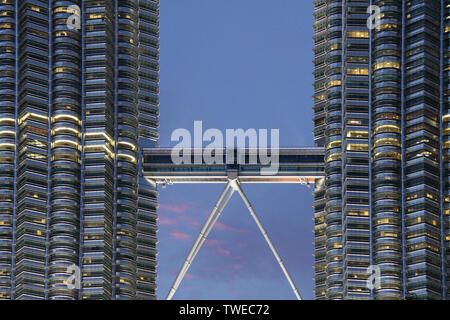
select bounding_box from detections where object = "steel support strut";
[166,178,302,300]
[166,181,235,300]
[230,179,302,300]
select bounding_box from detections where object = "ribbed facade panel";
[0,0,16,301]
[135,0,159,300]
[0,0,159,300]
[313,0,448,300]
[371,0,402,300]
[444,0,450,298]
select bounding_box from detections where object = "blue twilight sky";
[156,0,315,300]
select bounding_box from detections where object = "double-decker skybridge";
[143,147,325,300]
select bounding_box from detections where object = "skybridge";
[143,147,325,301]
[143,147,325,184]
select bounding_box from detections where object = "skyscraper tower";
[0,0,159,300]
[313,0,448,300]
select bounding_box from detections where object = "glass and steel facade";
[0,0,159,300]
[313,0,450,300]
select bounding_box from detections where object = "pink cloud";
[175,215,201,228]
[215,221,248,233]
[158,216,177,225]
[159,203,191,214]
[158,202,202,229]
[185,273,198,280]
[205,239,233,257]
[205,239,226,247]
[170,232,191,240]
[187,218,201,227]
[216,248,231,256]
[159,214,200,228]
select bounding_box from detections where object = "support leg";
[166,183,235,300]
[187,186,235,277]
[231,180,303,300]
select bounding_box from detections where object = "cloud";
[170,232,191,240]
[158,202,202,229]
[158,203,249,234]
[185,273,198,280]
[205,238,232,257]
[159,203,191,214]
[215,221,249,233]
[216,248,231,256]
[159,216,177,225]
[188,219,201,227]
[205,239,226,247]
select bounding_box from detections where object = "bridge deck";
[143,147,325,184]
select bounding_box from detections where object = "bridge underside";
[143,147,325,184]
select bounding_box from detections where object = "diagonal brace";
[230,179,302,300]
[166,181,235,300]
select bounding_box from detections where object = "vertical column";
[314,0,345,300]
[323,0,344,300]
[48,1,82,300]
[313,177,327,299]
[440,0,447,300]
[14,0,50,300]
[135,0,159,300]
[0,0,16,300]
[113,0,140,300]
[81,0,115,300]
[312,0,329,300]
[443,0,450,299]
[404,0,442,300]
[341,0,371,299]
[371,0,403,299]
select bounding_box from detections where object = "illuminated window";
[346,143,368,152]
[326,140,341,149]
[347,131,368,138]
[347,30,369,38]
[330,43,340,51]
[347,68,369,76]
[379,23,398,30]
[54,7,68,13]
[374,125,401,134]
[374,151,401,160]
[55,31,68,37]
[347,211,369,217]
[326,153,341,162]
[316,94,325,101]
[373,60,400,70]
[347,119,362,125]
[380,232,397,238]
[89,13,104,19]
[328,80,342,87]
[374,138,400,147]
[377,218,391,224]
